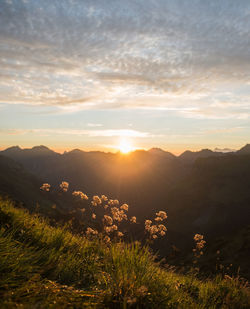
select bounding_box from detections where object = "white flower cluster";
[40,183,51,192]
[145,211,167,240]
[60,181,69,192]
[72,191,88,200]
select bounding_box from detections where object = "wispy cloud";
[86,123,103,127]
[0,128,153,138]
[204,127,246,134]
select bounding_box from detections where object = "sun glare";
[118,139,133,154]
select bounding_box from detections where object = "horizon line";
[0,144,247,157]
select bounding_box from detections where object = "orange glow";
[118,139,133,154]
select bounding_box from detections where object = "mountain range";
[0,143,250,276]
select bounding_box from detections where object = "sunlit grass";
[0,198,249,308]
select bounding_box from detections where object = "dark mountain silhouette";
[0,147,182,212]
[0,155,52,211]
[1,144,250,245]
[214,147,236,153]
[148,147,176,158]
[237,143,250,155]
[179,148,224,164]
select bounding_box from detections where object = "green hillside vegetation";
[0,198,249,308]
[0,155,53,213]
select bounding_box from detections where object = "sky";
[0,0,250,154]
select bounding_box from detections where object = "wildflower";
[145,220,152,231]
[92,213,96,219]
[120,203,129,211]
[103,236,111,243]
[194,234,204,242]
[111,207,119,219]
[104,215,113,226]
[155,216,163,221]
[40,183,51,191]
[60,181,69,192]
[104,204,109,210]
[72,191,88,200]
[149,225,158,235]
[155,211,167,220]
[117,231,124,237]
[130,216,137,223]
[193,233,206,261]
[196,240,206,249]
[145,220,152,226]
[104,225,117,234]
[108,199,114,206]
[101,195,108,201]
[110,207,127,222]
[120,210,128,220]
[158,224,167,231]
[152,234,157,239]
[160,230,166,236]
[104,226,112,234]
[92,195,102,205]
[86,227,98,236]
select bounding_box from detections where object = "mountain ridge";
[2,143,249,158]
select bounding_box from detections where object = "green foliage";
[0,198,249,308]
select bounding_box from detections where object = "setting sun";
[118,139,133,154]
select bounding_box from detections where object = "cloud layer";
[0,0,250,119]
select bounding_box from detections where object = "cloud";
[0,0,249,119]
[86,123,103,127]
[204,127,246,134]
[0,128,153,138]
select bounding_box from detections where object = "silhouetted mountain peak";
[63,149,86,156]
[3,146,22,154]
[148,147,164,153]
[31,145,53,153]
[237,144,250,154]
[179,148,217,163]
[200,149,213,154]
[148,148,176,158]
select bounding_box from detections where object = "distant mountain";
[1,144,250,279]
[178,144,250,163]
[237,144,250,155]
[0,146,183,217]
[164,154,250,247]
[2,145,58,159]
[214,147,236,153]
[0,155,52,211]
[148,147,176,159]
[179,149,224,163]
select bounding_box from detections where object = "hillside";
[1,145,250,272]
[0,146,184,217]
[0,198,249,308]
[0,155,51,210]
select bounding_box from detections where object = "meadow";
[0,196,249,308]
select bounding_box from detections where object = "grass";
[0,197,249,308]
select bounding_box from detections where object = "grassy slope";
[0,198,249,308]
